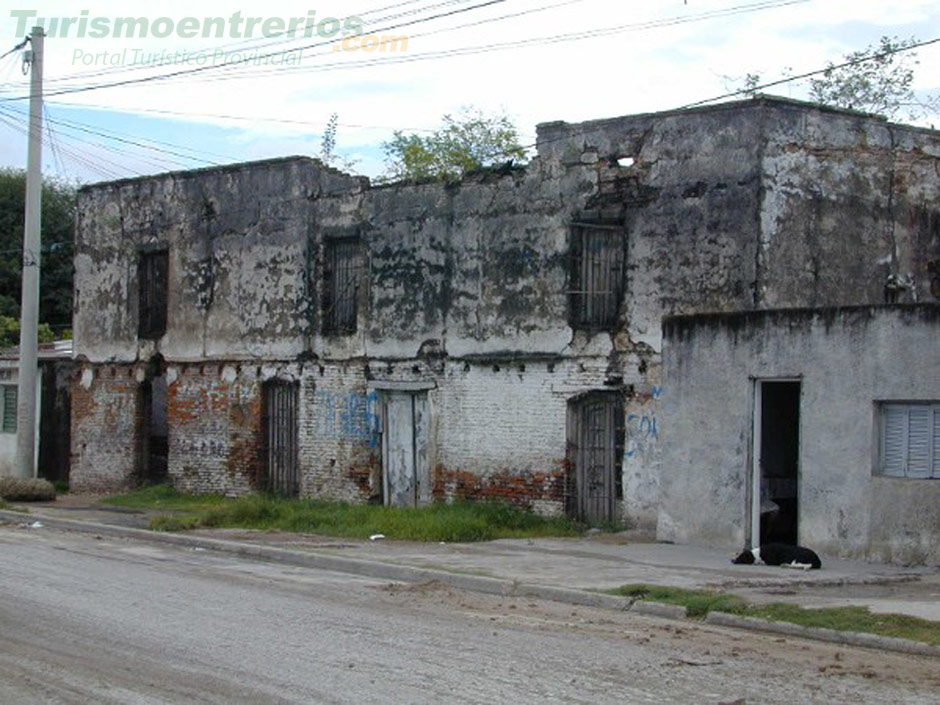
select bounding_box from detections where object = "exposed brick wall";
[71,364,143,493]
[301,361,379,502]
[167,363,265,496]
[69,354,656,526]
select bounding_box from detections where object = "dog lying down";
[732,543,822,570]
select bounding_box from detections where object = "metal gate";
[567,392,624,524]
[263,380,300,496]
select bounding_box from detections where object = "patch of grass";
[192,496,582,542]
[104,486,583,542]
[52,480,69,495]
[607,583,940,646]
[610,584,749,618]
[102,484,229,512]
[748,603,940,646]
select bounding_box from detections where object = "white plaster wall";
[659,306,940,564]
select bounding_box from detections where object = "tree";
[808,36,937,120]
[381,106,527,182]
[0,169,76,342]
[741,36,938,121]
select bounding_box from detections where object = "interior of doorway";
[752,380,801,546]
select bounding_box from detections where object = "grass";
[611,584,750,618]
[104,485,584,542]
[608,583,940,646]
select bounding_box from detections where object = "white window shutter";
[882,405,907,477]
[933,407,940,479]
[907,406,931,478]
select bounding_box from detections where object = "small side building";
[659,305,940,565]
[0,340,73,483]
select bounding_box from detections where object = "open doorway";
[752,380,801,546]
[140,360,168,485]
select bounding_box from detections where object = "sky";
[0,0,937,184]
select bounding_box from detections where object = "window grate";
[2,385,16,433]
[569,225,625,329]
[323,238,362,335]
[138,249,168,339]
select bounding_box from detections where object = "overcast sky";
[0,0,937,183]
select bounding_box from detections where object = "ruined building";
[71,97,940,562]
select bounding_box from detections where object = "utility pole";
[15,26,44,479]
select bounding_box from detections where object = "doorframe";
[749,376,802,548]
[372,381,435,508]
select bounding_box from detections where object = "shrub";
[0,476,56,501]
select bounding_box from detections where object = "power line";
[0,0,509,101]
[680,35,940,109]
[97,0,809,88]
[37,0,475,87]
[0,37,28,62]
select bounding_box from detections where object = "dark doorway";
[263,380,300,497]
[141,365,169,485]
[757,381,801,545]
[567,392,624,525]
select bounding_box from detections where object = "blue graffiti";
[315,390,380,446]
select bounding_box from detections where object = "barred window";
[323,238,362,335]
[138,249,168,339]
[2,385,16,433]
[569,223,625,329]
[879,402,940,479]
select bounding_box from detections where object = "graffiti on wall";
[315,390,380,446]
[625,386,662,461]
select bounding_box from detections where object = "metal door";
[263,380,300,496]
[382,391,430,507]
[568,393,624,524]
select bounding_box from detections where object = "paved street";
[1,526,939,704]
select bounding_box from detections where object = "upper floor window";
[1,384,16,433]
[323,238,362,335]
[569,223,625,329]
[138,249,168,339]
[879,402,940,479]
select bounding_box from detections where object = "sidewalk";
[8,495,940,625]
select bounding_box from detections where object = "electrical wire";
[38,0,474,86]
[0,0,509,101]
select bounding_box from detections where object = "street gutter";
[2,508,938,658]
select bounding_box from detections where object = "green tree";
[809,36,938,119]
[382,106,527,182]
[0,169,76,340]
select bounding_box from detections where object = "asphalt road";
[1,525,938,704]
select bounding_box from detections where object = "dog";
[732,543,822,570]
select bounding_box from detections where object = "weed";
[106,488,583,542]
[607,583,940,645]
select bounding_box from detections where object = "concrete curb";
[705,612,940,657]
[3,509,936,657]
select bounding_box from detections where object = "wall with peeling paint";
[660,304,940,565]
[71,97,940,533]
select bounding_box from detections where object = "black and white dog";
[732,543,822,570]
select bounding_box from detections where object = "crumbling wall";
[70,363,142,492]
[70,98,940,528]
[759,101,940,308]
[166,362,265,496]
